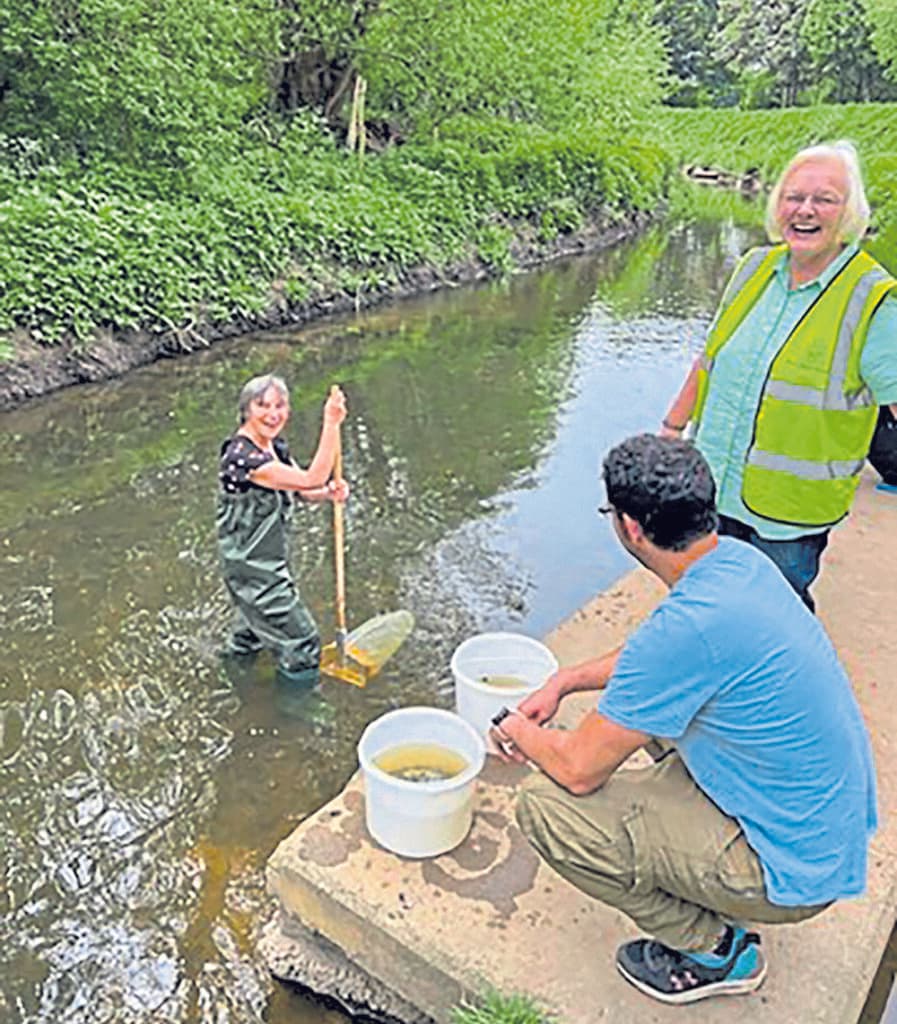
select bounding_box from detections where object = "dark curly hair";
[602,434,718,551]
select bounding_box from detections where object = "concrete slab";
[264,472,897,1023]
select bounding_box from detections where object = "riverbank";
[0,116,670,413]
[657,103,897,268]
[7,100,897,414]
[0,210,650,411]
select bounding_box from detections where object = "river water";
[1,219,763,1023]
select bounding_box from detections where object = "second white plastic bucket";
[357,707,485,858]
[451,631,559,740]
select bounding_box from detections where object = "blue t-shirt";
[598,537,877,907]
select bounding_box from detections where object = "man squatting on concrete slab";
[489,434,876,1005]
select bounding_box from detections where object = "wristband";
[491,706,512,728]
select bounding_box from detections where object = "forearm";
[505,715,609,794]
[555,647,622,698]
[662,358,700,433]
[303,421,341,487]
[296,482,335,502]
[500,707,647,795]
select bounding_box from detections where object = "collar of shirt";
[774,241,859,293]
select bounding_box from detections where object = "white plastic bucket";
[451,632,559,740]
[357,707,486,858]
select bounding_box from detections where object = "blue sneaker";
[616,926,766,1004]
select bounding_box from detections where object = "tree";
[715,0,810,107]
[357,0,668,134]
[0,0,277,163]
[801,0,895,101]
[653,0,733,106]
[270,0,381,123]
[865,0,897,84]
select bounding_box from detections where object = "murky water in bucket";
[478,674,528,689]
[374,742,469,781]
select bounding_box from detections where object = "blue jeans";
[717,515,829,614]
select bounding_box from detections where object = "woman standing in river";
[217,375,348,682]
[661,140,897,612]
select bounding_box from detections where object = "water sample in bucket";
[374,743,468,782]
[478,674,528,690]
[452,632,559,740]
[358,707,486,857]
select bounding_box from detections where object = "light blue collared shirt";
[696,244,897,540]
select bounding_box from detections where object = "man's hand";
[488,711,529,764]
[516,681,560,724]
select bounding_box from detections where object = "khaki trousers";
[516,751,826,951]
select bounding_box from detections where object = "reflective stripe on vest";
[749,451,866,480]
[762,263,889,413]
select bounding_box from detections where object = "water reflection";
[0,218,761,1023]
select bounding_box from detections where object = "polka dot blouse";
[219,435,291,493]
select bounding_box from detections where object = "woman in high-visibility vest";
[661,141,897,612]
[217,376,348,682]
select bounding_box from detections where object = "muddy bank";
[0,212,651,411]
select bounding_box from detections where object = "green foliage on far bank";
[655,103,897,269]
[0,0,672,356]
[0,118,670,350]
[654,0,897,109]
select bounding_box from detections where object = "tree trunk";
[271,0,382,127]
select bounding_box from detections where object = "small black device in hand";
[491,706,511,728]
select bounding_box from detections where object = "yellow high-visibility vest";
[693,245,896,528]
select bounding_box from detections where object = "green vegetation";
[5,0,897,369]
[654,0,897,107]
[0,0,670,358]
[451,990,556,1024]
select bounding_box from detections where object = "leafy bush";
[0,121,672,348]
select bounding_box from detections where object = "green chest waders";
[216,487,320,682]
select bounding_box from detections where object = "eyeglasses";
[597,504,615,517]
[781,192,843,210]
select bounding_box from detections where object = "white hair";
[237,374,289,423]
[765,140,870,244]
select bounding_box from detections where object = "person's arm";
[516,646,622,725]
[250,387,347,491]
[859,296,897,420]
[492,709,648,795]
[659,357,700,439]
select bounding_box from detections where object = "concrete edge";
[259,909,436,1024]
[266,851,471,1022]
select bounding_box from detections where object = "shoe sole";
[616,949,767,1005]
